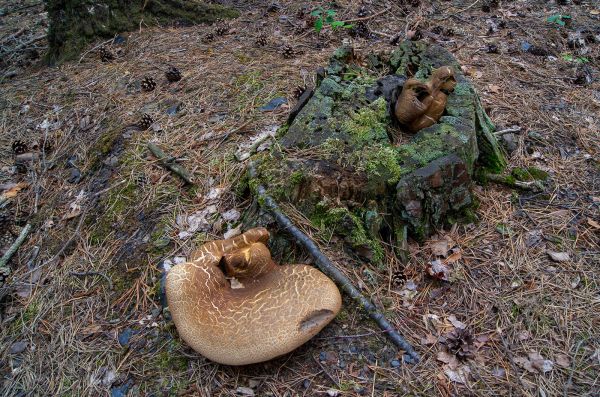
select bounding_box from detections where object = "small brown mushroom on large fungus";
[393,66,456,134]
[165,228,342,365]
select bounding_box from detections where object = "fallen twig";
[69,271,114,290]
[341,7,391,23]
[0,224,32,274]
[147,142,194,184]
[494,126,522,136]
[248,162,419,363]
[235,134,273,162]
[78,37,115,63]
[486,173,544,192]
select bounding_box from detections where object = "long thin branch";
[147,142,194,184]
[248,162,419,363]
[0,224,32,272]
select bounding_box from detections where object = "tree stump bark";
[250,42,506,263]
[46,0,239,63]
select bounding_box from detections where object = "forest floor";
[1,0,599,396]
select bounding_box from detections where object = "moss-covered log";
[46,0,239,63]
[250,42,506,263]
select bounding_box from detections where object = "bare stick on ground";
[0,223,32,273]
[147,142,194,185]
[248,162,419,363]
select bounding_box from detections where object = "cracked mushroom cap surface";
[165,228,342,366]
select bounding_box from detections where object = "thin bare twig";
[0,224,32,272]
[147,142,194,185]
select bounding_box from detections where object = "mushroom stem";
[248,162,420,364]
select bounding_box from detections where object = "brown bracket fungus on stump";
[165,228,342,366]
[249,42,506,263]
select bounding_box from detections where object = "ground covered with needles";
[0,0,599,396]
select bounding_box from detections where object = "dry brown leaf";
[437,351,459,368]
[488,84,501,94]
[421,333,438,345]
[587,218,600,229]
[555,354,571,368]
[2,182,29,198]
[444,250,462,264]
[429,239,450,257]
[514,356,536,373]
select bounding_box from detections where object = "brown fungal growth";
[165,228,342,365]
[394,66,457,134]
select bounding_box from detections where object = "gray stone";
[9,341,27,354]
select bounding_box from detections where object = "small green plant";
[546,14,571,27]
[561,53,590,64]
[311,7,353,33]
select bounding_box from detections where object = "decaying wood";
[248,162,420,363]
[147,142,194,185]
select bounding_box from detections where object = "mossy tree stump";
[46,0,239,63]
[251,42,506,263]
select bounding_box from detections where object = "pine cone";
[293,84,307,99]
[392,270,406,287]
[282,44,295,59]
[11,140,28,155]
[255,34,268,47]
[214,25,229,36]
[442,328,476,360]
[138,114,154,130]
[99,46,114,62]
[202,33,215,43]
[141,76,156,92]
[165,66,182,82]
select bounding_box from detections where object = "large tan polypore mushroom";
[165,227,342,365]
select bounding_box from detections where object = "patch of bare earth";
[1,1,599,396]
